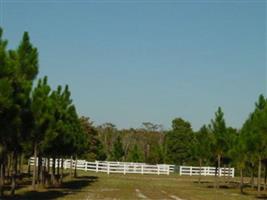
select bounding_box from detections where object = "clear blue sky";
[0,0,266,130]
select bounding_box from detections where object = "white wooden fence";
[179,166,235,177]
[29,157,175,175]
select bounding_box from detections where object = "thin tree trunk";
[70,156,73,177]
[32,143,37,190]
[216,154,221,189]
[51,157,56,185]
[37,155,42,186]
[45,158,50,186]
[41,158,46,186]
[74,155,77,178]
[57,158,60,176]
[47,158,50,174]
[264,163,267,191]
[27,158,31,175]
[60,158,64,184]
[257,157,262,196]
[7,154,12,182]
[223,164,226,183]
[0,162,4,197]
[240,168,244,191]
[10,152,17,196]
[198,159,202,184]
[251,165,255,189]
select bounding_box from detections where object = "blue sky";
[0,0,266,130]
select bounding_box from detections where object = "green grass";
[5,171,267,200]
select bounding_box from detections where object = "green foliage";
[127,144,144,162]
[80,117,106,161]
[191,125,212,165]
[111,135,125,161]
[210,107,228,159]
[165,118,194,165]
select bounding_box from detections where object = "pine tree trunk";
[27,158,31,175]
[198,159,202,184]
[37,155,42,186]
[60,158,64,184]
[251,165,255,189]
[32,142,37,190]
[57,158,60,176]
[46,158,50,186]
[74,155,77,178]
[240,168,244,191]
[41,158,46,186]
[216,154,221,189]
[0,162,4,197]
[264,163,267,191]
[51,157,56,185]
[10,152,17,196]
[7,154,11,182]
[70,156,73,177]
[257,157,262,196]
[47,158,50,174]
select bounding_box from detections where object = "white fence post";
[157,165,160,175]
[167,166,170,175]
[107,162,110,174]
[85,161,88,171]
[190,166,192,176]
[124,163,126,175]
[96,161,98,173]
[141,165,144,175]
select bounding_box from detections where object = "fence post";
[124,163,126,175]
[232,168,235,178]
[85,161,88,171]
[179,166,182,176]
[96,161,98,173]
[107,162,110,174]
[219,168,221,177]
[141,165,144,175]
[157,165,160,175]
[167,166,170,175]
[190,166,192,176]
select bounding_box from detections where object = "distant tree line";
[93,96,267,196]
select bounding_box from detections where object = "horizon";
[0,0,266,131]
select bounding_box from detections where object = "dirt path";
[161,190,185,200]
[135,188,148,199]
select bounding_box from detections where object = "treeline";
[0,29,90,196]
[91,95,267,196]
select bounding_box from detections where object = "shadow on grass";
[4,176,98,200]
[257,194,267,199]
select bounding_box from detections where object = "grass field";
[8,171,267,200]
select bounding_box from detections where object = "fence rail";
[29,157,175,175]
[179,166,235,177]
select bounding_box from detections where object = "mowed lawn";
[12,171,267,200]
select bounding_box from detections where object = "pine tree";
[111,136,125,161]
[210,107,227,189]
[164,118,193,165]
[191,125,212,183]
[30,76,52,189]
[128,144,144,162]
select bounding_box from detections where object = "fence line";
[179,166,235,177]
[29,157,175,175]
